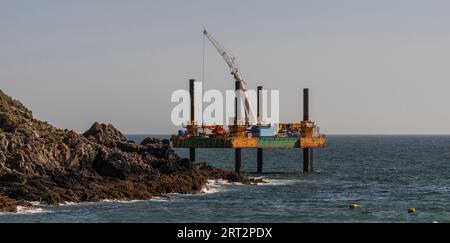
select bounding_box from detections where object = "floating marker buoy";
[408,208,416,213]
[349,203,359,209]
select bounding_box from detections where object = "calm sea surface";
[1,135,450,223]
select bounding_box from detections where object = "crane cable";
[202,31,206,127]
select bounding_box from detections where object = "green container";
[173,137,301,148]
[173,137,232,148]
[257,138,300,148]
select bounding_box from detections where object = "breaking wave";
[16,206,49,214]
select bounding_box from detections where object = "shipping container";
[251,126,275,137]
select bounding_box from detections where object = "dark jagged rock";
[0,89,262,212]
[83,122,128,145]
[0,195,31,212]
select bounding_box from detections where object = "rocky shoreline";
[0,90,262,212]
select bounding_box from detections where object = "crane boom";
[203,28,254,126]
[203,29,244,85]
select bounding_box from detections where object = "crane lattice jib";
[203,29,253,125]
[203,30,246,87]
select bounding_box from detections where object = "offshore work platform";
[170,29,326,173]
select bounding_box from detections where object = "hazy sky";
[2,0,450,134]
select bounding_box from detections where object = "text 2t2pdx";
[177,227,273,240]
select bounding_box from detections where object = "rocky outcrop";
[0,89,261,212]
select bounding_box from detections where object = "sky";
[1,0,450,134]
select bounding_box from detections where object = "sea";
[1,135,450,223]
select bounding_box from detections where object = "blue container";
[178,130,185,136]
[251,126,275,137]
[259,127,275,137]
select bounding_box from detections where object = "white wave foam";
[58,197,170,206]
[261,179,299,186]
[208,179,230,185]
[150,197,170,202]
[200,180,229,194]
[102,197,170,203]
[16,206,49,214]
[207,178,265,186]
[58,201,97,206]
[59,202,78,206]
[201,177,270,194]
[101,197,155,204]
[201,185,221,194]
